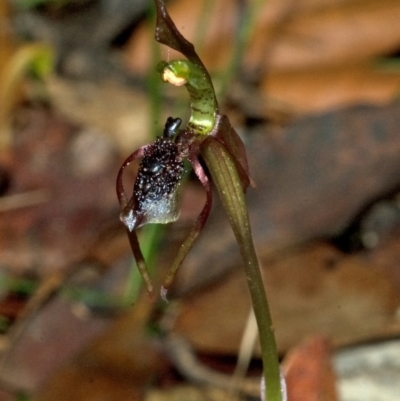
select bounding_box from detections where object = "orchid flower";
[116,1,283,400]
[116,34,250,300]
[116,69,249,299]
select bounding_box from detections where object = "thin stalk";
[123,223,165,303]
[202,139,282,401]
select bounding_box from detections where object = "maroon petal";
[126,229,154,296]
[161,153,212,301]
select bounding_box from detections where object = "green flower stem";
[157,60,218,135]
[201,138,282,401]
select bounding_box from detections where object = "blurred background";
[1,0,400,400]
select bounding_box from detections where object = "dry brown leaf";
[0,107,120,276]
[249,0,400,72]
[47,77,151,152]
[30,296,164,401]
[125,0,400,75]
[35,369,143,401]
[263,65,400,114]
[173,242,400,354]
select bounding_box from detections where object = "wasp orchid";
[116,1,283,399]
[116,65,250,299]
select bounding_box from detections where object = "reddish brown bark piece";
[283,336,339,401]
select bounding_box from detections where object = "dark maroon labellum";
[134,137,184,208]
[120,123,184,231]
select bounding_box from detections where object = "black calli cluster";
[120,118,184,232]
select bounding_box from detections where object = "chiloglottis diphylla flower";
[120,2,284,400]
[116,58,251,300]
